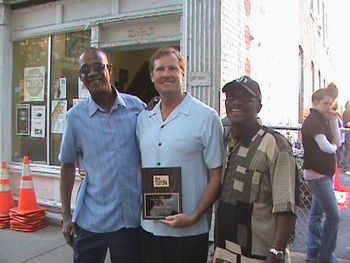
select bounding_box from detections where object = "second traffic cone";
[334,161,350,192]
[0,161,14,228]
[10,156,46,215]
[334,162,350,210]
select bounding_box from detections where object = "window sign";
[31,105,46,138]
[53,77,67,99]
[16,104,30,136]
[24,66,45,102]
[51,100,67,134]
[78,77,89,98]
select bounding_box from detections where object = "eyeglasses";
[79,62,111,75]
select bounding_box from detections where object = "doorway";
[109,48,158,104]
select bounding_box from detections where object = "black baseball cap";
[222,76,262,101]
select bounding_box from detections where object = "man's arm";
[265,212,296,262]
[265,138,298,262]
[60,162,77,247]
[161,167,222,228]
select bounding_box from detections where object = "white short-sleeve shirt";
[136,93,223,237]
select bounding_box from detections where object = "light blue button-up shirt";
[59,90,146,233]
[136,93,223,237]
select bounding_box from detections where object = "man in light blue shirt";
[59,47,145,263]
[137,47,223,263]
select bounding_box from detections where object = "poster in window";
[16,104,30,136]
[51,100,67,134]
[53,77,67,99]
[78,77,90,98]
[24,66,45,102]
[31,105,46,138]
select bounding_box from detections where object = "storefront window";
[11,31,90,165]
[12,38,48,163]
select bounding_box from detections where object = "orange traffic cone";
[10,156,47,232]
[334,162,350,210]
[0,161,14,228]
[334,162,350,192]
[10,156,46,215]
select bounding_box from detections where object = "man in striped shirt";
[214,76,298,263]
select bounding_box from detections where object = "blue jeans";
[306,176,340,263]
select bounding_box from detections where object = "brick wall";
[219,0,333,126]
[220,0,242,116]
[298,0,335,117]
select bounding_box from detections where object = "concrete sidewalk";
[0,225,74,263]
[1,225,350,263]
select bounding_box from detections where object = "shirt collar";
[88,86,126,117]
[147,92,193,118]
[229,120,262,146]
[310,108,322,116]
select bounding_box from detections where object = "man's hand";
[62,217,77,247]
[326,111,339,122]
[159,213,195,228]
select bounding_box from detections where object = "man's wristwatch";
[269,248,285,261]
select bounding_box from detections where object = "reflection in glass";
[50,31,90,165]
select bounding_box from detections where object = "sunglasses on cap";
[79,62,111,75]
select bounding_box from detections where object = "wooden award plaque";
[141,167,182,219]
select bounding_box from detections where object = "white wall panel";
[119,0,181,13]
[184,0,221,111]
[63,0,111,23]
[0,4,12,163]
[13,4,56,31]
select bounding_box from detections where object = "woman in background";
[301,86,341,263]
[331,100,345,169]
[342,100,350,174]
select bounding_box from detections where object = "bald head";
[79,47,109,65]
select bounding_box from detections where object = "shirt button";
[157,162,161,166]
[158,142,162,146]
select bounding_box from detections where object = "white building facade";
[0,0,333,212]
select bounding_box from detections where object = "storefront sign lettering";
[189,72,211,86]
[24,66,46,102]
[128,27,155,38]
